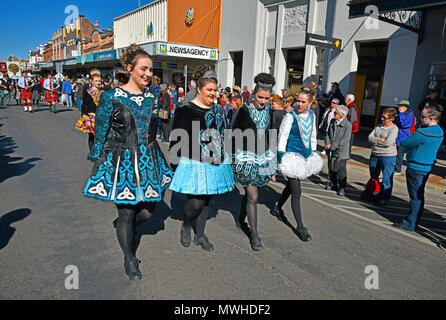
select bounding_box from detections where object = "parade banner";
[6,61,21,79]
[0,62,7,75]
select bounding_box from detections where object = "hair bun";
[120,44,148,70]
[254,73,276,87]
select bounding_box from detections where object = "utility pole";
[138,0,141,8]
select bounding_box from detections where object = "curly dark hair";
[192,64,217,89]
[254,73,276,93]
[120,44,152,71]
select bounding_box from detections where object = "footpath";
[317,127,446,194]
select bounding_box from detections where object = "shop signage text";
[152,42,218,60]
[306,33,342,50]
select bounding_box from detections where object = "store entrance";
[354,41,388,128]
[285,48,305,95]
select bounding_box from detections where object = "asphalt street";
[0,102,445,300]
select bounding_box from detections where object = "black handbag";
[329,151,341,173]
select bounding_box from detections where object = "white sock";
[24,106,28,111]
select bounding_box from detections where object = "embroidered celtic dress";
[277,111,323,180]
[231,103,277,188]
[84,87,173,205]
[169,102,234,195]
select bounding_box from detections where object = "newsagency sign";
[151,42,218,60]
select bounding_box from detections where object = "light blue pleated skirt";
[169,157,235,195]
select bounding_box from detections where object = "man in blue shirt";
[394,105,444,232]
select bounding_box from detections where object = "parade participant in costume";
[271,85,324,241]
[44,73,57,113]
[75,69,104,152]
[83,44,173,281]
[18,71,33,112]
[231,73,277,251]
[169,65,234,252]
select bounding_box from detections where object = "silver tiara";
[203,70,217,79]
[258,82,274,89]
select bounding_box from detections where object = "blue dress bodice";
[286,112,314,159]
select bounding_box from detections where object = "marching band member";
[44,73,57,113]
[18,71,32,113]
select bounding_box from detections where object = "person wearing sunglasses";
[367,108,399,206]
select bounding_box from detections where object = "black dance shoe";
[193,234,214,252]
[337,188,345,197]
[180,224,192,247]
[295,227,312,242]
[270,204,286,222]
[124,257,142,281]
[325,180,332,190]
[250,233,264,251]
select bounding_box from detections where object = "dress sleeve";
[87,92,113,161]
[278,113,293,158]
[311,112,318,152]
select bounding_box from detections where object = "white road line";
[336,205,446,225]
[303,194,444,249]
[303,191,446,216]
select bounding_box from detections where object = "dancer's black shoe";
[193,234,214,252]
[270,204,286,222]
[180,223,192,247]
[124,257,142,281]
[295,226,312,242]
[250,233,264,251]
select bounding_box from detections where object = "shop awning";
[348,0,446,18]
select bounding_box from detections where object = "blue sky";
[0,0,155,60]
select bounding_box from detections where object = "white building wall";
[113,0,167,49]
[327,0,401,95]
[381,29,419,106]
[220,0,419,100]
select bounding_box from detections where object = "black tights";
[183,195,211,238]
[239,186,259,236]
[277,178,304,228]
[116,202,156,260]
[88,133,95,152]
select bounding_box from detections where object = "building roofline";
[113,0,164,21]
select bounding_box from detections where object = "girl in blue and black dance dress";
[271,84,324,242]
[231,73,278,251]
[169,65,234,252]
[83,44,173,281]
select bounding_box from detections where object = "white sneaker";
[24,106,28,112]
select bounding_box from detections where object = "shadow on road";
[0,209,32,250]
[0,134,41,184]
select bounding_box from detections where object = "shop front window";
[427,62,446,101]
